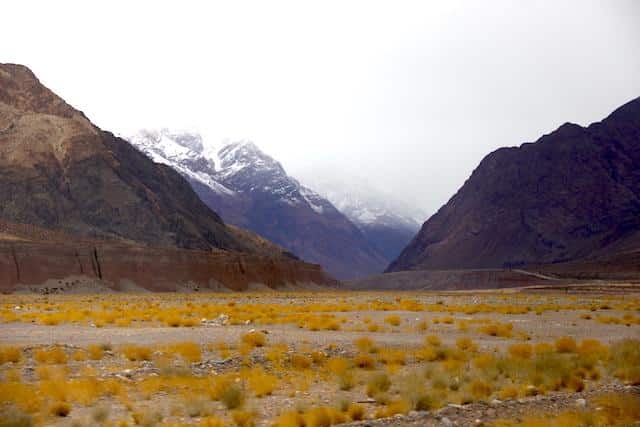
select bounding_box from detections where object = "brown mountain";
[0,63,336,291]
[388,97,640,275]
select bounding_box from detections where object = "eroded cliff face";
[0,241,337,293]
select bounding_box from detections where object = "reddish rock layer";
[0,241,337,293]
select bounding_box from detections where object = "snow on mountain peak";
[215,139,286,180]
[127,130,337,215]
[127,129,234,196]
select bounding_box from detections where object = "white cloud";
[3,0,639,214]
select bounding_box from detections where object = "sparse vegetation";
[0,291,638,425]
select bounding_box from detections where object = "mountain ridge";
[128,129,388,279]
[388,96,640,274]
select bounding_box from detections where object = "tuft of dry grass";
[34,347,67,364]
[554,336,577,353]
[366,372,391,398]
[508,343,533,359]
[88,344,104,360]
[290,353,312,370]
[609,339,640,385]
[219,383,245,409]
[346,403,365,421]
[0,346,21,364]
[49,401,71,417]
[241,330,267,348]
[384,315,401,327]
[166,342,202,363]
[353,353,376,369]
[121,345,152,361]
[355,336,376,353]
[479,321,513,338]
[246,368,278,397]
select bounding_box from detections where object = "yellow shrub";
[290,353,312,369]
[72,350,87,361]
[416,320,429,331]
[3,368,21,382]
[469,379,492,400]
[346,403,365,421]
[593,393,640,425]
[384,315,401,327]
[327,357,349,376]
[442,316,454,324]
[479,322,513,338]
[216,341,231,359]
[609,339,640,385]
[218,383,245,409]
[353,353,376,369]
[366,372,391,397]
[555,336,577,353]
[198,416,226,427]
[456,337,476,352]
[375,400,410,418]
[49,401,71,417]
[302,407,334,427]
[414,346,437,362]
[310,350,326,365]
[247,368,278,397]
[88,344,104,360]
[457,320,469,332]
[0,346,21,364]
[508,343,533,359]
[355,336,376,353]
[425,335,441,346]
[232,409,257,427]
[473,354,495,370]
[241,331,267,348]
[271,411,304,427]
[379,349,406,366]
[498,385,519,400]
[534,342,553,354]
[578,339,608,358]
[34,347,67,364]
[36,365,68,381]
[164,314,182,327]
[122,345,152,361]
[115,318,132,327]
[167,342,202,363]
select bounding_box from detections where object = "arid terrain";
[1,287,638,427]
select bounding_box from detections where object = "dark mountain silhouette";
[388,97,640,274]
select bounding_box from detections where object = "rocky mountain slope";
[0,63,336,291]
[129,130,388,279]
[299,172,425,262]
[388,97,640,274]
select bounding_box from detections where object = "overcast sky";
[3,1,639,215]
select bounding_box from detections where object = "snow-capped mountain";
[127,129,234,196]
[297,172,427,262]
[127,129,387,279]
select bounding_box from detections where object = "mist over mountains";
[128,130,422,279]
